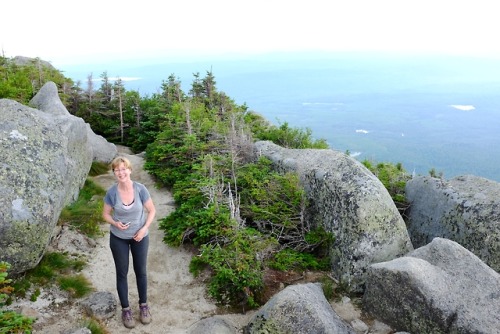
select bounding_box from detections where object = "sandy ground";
[89,147,255,333]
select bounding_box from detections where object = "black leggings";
[110,233,149,308]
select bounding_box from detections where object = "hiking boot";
[122,307,135,328]
[139,303,152,324]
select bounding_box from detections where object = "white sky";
[2,0,500,67]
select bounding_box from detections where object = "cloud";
[449,105,475,111]
[349,151,362,158]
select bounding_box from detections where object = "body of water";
[62,52,500,181]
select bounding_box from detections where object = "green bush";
[29,289,40,302]
[0,310,34,334]
[238,157,333,252]
[160,196,235,247]
[0,262,34,333]
[80,317,109,334]
[238,158,304,227]
[362,159,411,215]
[254,121,329,149]
[10,278,30,300]
[268,248,329,272]
[0,262,14,308]
[319,276,336,301]
[191,228,273,308]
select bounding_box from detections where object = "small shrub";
[362,159,411,215]
[189,257,208,278]
[0,262,14,307]
[429,167,444,179]
[0,310,35,334]
[269,248,327,271]
[320,275,336,301]
[80,317,110,334]
[29,288,40,302]
[194,228,271,308]
[0,262,34,333]
[255,121,329,149]
[10,278,30,300]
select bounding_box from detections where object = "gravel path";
[84,147,251,333]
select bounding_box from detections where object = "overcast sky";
[2,0,499,67]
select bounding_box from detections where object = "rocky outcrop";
[254,141,413,292]
[29,81,71,116]
[29,82,117,163]
[363,237,500,333]
[244,283,356,334]
[12,56,56,70]
[405,175,500,272]
[0,82,117,274]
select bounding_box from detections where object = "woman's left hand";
[133,228,146,242]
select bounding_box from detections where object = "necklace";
[122,199,135,207]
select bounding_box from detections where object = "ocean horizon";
[61,51,500,182]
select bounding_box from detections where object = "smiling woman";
[102,156,156,328]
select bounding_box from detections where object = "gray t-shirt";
[104,181,151,239]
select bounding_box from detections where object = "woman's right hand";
[116,221,130,230]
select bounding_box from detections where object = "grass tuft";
[58,274,93,298]
[59,178,106,238]
[81,316,110,334]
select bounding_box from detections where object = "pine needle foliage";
[362,159,411,216]
[147,72,333,308]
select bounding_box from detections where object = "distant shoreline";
[61,52,500,182]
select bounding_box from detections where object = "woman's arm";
[133,198,156,241]
[142,198,156,230]
[103,203,116,226]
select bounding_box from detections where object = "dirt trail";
[84,147,251,333]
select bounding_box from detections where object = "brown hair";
[110,156,133,172]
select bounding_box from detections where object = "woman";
[102,156,156,328]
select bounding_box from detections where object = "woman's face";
[113,162,131,181]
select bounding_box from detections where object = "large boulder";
[29,81,71,116]
[405,175,500,272]
[12,56,56,70]
[254,141,413,292]
[0,82,116,274]
[30,82,117,163]
[363,237,500,333]
[243,283,355,334]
